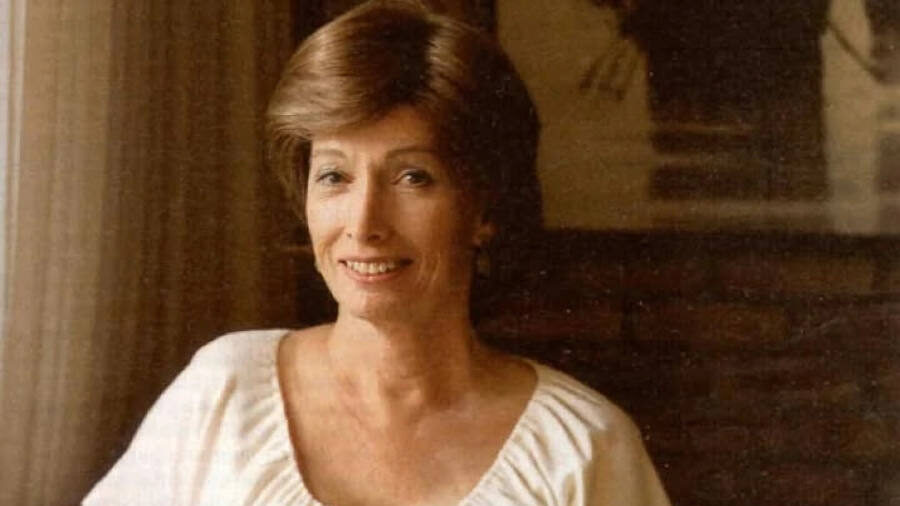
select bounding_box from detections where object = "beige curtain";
[0,1,299,505]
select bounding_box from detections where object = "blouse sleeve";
[586,418,671,506]
[82,348,234,506]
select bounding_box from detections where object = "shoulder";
[160,329,290,406]
[121,329,293,459]
[530,362,639,434]
[510,362,671,505]
[192,328,289,364]
[522,362,646,461]
[82,329,297,505]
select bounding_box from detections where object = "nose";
[345,177,390,243]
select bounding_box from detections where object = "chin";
[337,293,409,322]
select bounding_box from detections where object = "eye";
[396,169,434,187]
[313,169,347,186]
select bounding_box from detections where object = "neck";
[325,308,484,425]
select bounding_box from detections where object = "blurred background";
[1,0,898,505]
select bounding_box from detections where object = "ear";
[472,220,496,248]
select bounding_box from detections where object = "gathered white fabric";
[83,330,670,506]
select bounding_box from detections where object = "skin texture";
[277,107,536,506]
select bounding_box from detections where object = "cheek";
[419,209,478,267]
[305,200,340,261]
[306,195,340,234]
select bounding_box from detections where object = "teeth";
[346,261,399,275]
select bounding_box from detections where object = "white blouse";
[83,330,671,506]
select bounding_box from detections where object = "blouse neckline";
[267,330,547,506]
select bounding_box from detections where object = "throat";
[324,321,488,425]
[332,355,473,428]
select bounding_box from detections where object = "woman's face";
[305,106,492,324]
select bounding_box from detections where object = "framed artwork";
[490,0,900,233]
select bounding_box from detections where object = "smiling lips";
[340,259,411,278]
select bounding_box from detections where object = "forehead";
[310,106,437,155]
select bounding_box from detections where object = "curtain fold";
[0,1,298,505]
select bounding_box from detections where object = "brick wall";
[475,231,900,506]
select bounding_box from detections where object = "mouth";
[339,258,412,279]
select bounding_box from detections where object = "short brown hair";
[265,0,542,308]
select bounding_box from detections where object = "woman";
[84,1,670,504]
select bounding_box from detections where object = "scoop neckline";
[269,330,547,506]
